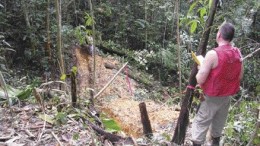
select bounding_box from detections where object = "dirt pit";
[75,46,180,138]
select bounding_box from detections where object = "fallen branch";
[98,45,127,57]
[24,129,35,138]
[36,113,47,145]
[87,121,135,145]
[0,129,14,141]
[29,124,52,129]
[52,131,63,146]
[104,62,153,87]
[94,62,128,98]
[242,48,260,61]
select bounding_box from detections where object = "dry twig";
[52,131,63,146]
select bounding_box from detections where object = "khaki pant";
[191,95,230,144]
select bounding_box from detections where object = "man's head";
[216,22,235,43]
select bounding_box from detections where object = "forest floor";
[0,46,195,146]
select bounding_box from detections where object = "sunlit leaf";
[39,114,54,124]
[55,112,67,124]
[60,74,66,81]
[102,118,121,133]
[188,1,198,16]
[71,66,77,75]
[199,7,207,18]
[16,85,33,100]
[190,21,198,34]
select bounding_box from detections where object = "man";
[191,22,243,146]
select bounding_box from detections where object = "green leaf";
[253,136,260,144]
[71,66,77,75]
[199,7,207,18]
[84,13,94,27]
[39,114,54,124]
[86,29,92,35]
[16,86,33,100]
[55,112,67,124]
[188,1,198,15]
[190,21,198,34]
[86,18,93,26]
[102,118,121,133]
[60,74,67,81]
[73,133,80,140]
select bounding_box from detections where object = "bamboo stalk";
[94,62,128,99]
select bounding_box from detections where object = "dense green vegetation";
[0,0,259,145]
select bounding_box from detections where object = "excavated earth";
[75,46,181,138]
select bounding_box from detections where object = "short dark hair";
[219,22,235,42]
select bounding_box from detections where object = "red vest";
[201,45,242,97]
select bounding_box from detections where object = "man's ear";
[217,32,221,39]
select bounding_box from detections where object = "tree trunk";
[88,0,96,105]
[55,0,65,75]
[71,71,77,107]
[46,0,51,60]
[21,0,35,54]
[171,0,219,144]
[144,0,147,50]
[175,0,181,93]
[139,102,153,138]
[104,62,153,87]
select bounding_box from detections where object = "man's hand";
[196,55,204,70]
[196,55,204,65]
[199,93,205,102]
[194,85,205,102]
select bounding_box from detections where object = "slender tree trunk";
[163,18,167,48]
[55,0,65,74]
[88,0,96,105]
[71,71,77,107]
[73,0,78,26]
[46,0,51,60]
[144,0,147,50]
[171,0,219,144]
[175,0,181,93]
[21,0,35,54]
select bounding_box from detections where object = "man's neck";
[218,41,230,47]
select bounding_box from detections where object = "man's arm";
[196,50,218,85]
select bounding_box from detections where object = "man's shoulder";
[207,50,217,57]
